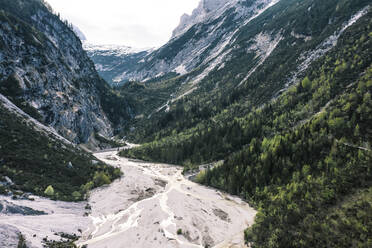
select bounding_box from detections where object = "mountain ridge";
[0,0,124,145]
[85,0,280,86]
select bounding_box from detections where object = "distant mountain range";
[83,43,152,86]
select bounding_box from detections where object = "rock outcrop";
[0,0,113,143]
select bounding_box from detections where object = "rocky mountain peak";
[172,0,233,38]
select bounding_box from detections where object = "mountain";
[85,0,280,88]
[84,43,151,86]
[121,0,371,141]
[89,0,371,117]
[0,0,125,203]
[172,0,233,38]
[0,0,124,145]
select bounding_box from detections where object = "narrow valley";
[1,0,371,247]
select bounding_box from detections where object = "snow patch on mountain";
[84,43,153,85]
[83,43,151,57]
[174,65,188,75]
[94,64,111,72]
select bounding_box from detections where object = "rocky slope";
[0,0,114,144]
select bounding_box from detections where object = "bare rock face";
[0,0,113,143]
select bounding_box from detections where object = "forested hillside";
[121,4,372,247]
[121,0,370,143]
[121,1,371,166]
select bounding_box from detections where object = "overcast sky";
[46,0,200,48]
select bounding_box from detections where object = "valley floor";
[0,195,89,247]
[0,149,256,248]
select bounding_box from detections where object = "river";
[0,149,256,248]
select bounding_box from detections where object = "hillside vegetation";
[0,104,121,202]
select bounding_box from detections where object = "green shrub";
[195,170,207,184]
[72,191,81,200]
[44,185,54,196]
[93,172,111,187]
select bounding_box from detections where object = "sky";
[46,0,200,48]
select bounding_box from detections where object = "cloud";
[46,0,200,47]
